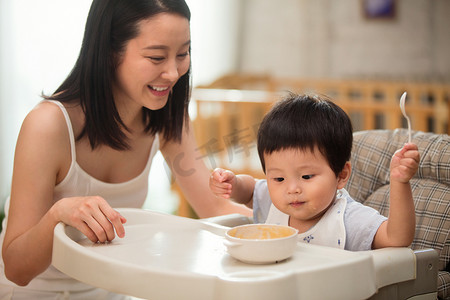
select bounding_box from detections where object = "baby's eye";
[273,177,284,182]
[302,175,313,180]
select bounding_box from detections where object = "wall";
[188,0,243,87]
[238,0,450,81]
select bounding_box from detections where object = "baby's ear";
[337,161,351,189]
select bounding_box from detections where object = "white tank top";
[0,100,160,292]
[50,100,159,208]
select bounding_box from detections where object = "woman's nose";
[161,59,179,81]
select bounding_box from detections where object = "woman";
[0,0,250,298]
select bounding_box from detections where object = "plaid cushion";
[347,129,450,299]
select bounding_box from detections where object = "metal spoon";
[399,92,411,143]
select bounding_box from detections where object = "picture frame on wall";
[362,0,396,19]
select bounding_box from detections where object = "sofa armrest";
[438,270,450,300]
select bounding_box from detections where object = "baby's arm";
[372,143,420,249]
[209,168,256,208]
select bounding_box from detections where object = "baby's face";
[264,147,344,231]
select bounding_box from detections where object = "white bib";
[266,191,347,249]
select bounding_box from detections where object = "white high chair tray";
[53,208,415,300]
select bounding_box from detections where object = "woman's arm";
[160,120,252,218]
[2,103,125,286]
[372,143,420,249]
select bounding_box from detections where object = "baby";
[210,93,420,250]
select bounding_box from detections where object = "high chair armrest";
[369,248,438,300]
[201,214,253,227]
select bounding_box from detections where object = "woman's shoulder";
[23,101,65,131]
[19,101,72,147]
[27,100,65,121]
[14,101,73,182]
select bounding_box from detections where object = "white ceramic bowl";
[224,224,299,264]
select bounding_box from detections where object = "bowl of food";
[224,224,299,264]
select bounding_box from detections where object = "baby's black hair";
[257,93,353,176]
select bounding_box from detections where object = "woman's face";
[114,13,190,112]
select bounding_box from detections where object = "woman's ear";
[337,161,351,189]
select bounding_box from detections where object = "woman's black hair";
[44,0,191,150]
[257,93,353,176]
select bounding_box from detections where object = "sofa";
[346,129,449,299]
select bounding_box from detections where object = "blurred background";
[0,0,449,217]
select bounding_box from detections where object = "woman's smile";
[147,85,171,97]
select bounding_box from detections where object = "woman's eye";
[177,51,189,58]
[148,56,165,62]
[302,175,313,180]
[274,177,284,182]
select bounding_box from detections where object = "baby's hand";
[390,143,420,183]
[209,168,236,199]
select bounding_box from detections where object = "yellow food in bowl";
[228,225,295,240]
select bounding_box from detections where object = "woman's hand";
[53,196,126,243]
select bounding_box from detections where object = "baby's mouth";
[289,201,305,207]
